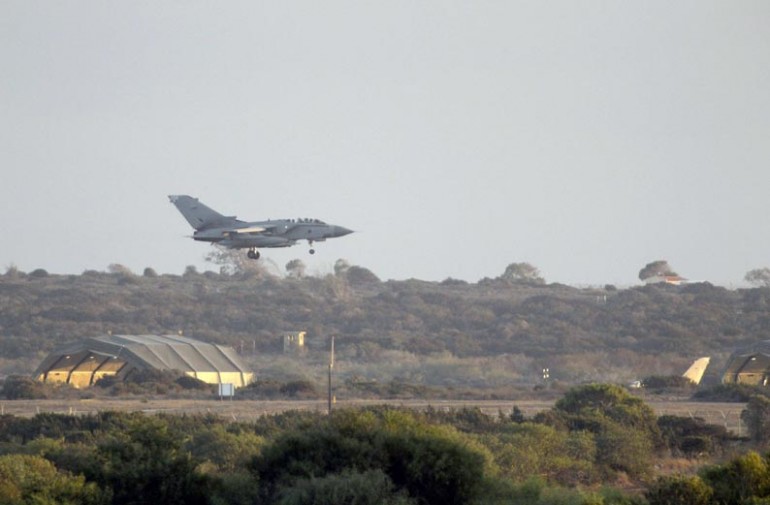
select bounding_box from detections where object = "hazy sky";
[2,2,769,286]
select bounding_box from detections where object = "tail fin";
[168,195,234,230]
[682,357,710,385]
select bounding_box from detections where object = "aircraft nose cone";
[334,226,354,237]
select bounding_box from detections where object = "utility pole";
[328,336,335,414]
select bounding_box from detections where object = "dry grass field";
[0,397,748,435]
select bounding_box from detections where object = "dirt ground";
[0,398,748,435]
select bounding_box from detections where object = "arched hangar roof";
[721,340,770,385]
[34,334,253,387]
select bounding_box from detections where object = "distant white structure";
[283,331,306,353]
[643,275,688,286]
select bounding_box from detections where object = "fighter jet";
[169,195,353,259]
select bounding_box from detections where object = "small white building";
[283,331,306,353]
[643,275,687,286]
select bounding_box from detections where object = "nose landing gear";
[246,248,260,260]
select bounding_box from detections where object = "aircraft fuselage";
[169,195,352,259]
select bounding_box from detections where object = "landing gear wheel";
[247,249,260,260]
[309,249,315,255]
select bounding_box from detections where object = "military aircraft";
[169,195,353,259]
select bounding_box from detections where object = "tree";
[701,451,770,505]
[4,264,23,278]
[642,375,695,390]
[285,259,306,279]
[251,409,488,505]
[346,266,380,285]
[639,260,677,281]
[500,263,545,285]
[553,384,662,478]
[0,454,107,505]
[276,470,415,505]
[646,475,712,505]
[334,259,351,276]
[28,269,49,278]
[205,246,276,277]
[742,394,770,446]
[95,415,208,505]
[183,424,263,473]
[555,384,650,419]
[2,376,50,400]
[657,415,730,458]
[107,264,133,276]
[745,268,770,288]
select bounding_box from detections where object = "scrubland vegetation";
[1,384,770,504]
[2,261,769,394]
[3,262,770,502]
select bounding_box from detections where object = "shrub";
[94,376,119,389]
[657,415,730,457]
[646,475,712,505]
[1,376,49,400]
[693,383,770,402]
[0,454,107,505]
[28,268,49,278]
[251,409,488,505]
[276,469,415,505]
[642,375,695,390]
[280,380,318,398]
[701,451,770,505]
[175,376,211,391]
[742,394,770,446]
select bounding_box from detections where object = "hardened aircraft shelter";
[721,340,770,386]
[34,334,253,388]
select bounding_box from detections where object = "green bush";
[276,469,415,505]
[642,375,695,390]
[693,383,770,402]
[175,376,211,391]
[701,451,770,505]
[280,380,318,398]
[251,409,488,505]
[742,394,770,446]
[646,474,712,505]
[28,269,49,278]
[94,415,209,505]
[657,415,730,457]
[549,384,662,479]
[1,376,50,400]
[0,453,107,505]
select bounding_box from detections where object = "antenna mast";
[327,336,335,414]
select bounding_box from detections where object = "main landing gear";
[245,245,316,259]
[308,240,315,255]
